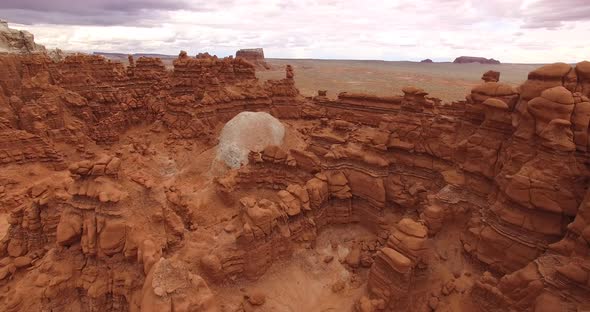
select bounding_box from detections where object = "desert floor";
[260,59,544,102]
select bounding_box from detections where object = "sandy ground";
[259,59,543,102]
[213,224,375,312]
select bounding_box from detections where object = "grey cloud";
[0,9,162,26]
[520,0,590,29]
[0,0,234,25]
[0,0,188,13]
[520,19,563,30]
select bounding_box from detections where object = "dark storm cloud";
[0,0,233,26]
[521,0,590,28]
[0,9,156,26]
[0,0,188,12]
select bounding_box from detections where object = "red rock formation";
[263,65,303,118]
[140,258,216,312]
[235,48,270,70]
[482,70,500,82]
[0,50,307,145]
[401,86,434,112]
[0,128,64,166]
[0,46,589,312]
[0,152,193,311]
[367,218,429,310]
[0,53,164,144]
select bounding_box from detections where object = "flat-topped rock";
[235,48,270,70]
[381,247,412,273]
[482,70,500,82]
[397,218,427,238]
[453,56,500,64]
[402,86,428,95]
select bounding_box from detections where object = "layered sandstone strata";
[0,46,589,312]
[0,153,197,311]
[0,51,304,144]
[235,48,270,70]
[367,219,429,310]
[0,128,63,166]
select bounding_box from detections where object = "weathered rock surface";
[0,20,46,54]
[235,48,270,70]
[482,70,500,82]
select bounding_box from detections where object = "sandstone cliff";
[0,20,46,54]
[235,48,270,70]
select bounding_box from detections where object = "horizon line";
[91,51,572,65]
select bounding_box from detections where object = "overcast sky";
[2,0,589,63]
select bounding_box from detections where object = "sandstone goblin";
[0,32,589,311]
[482,70,500,82]
[453,56,501,64]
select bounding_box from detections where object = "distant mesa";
[420,59,433,63]
[94,52,176,59]
[235,48,264,60]
[453,56,500,64]
[236,48,271,70]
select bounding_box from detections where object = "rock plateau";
[453,56,501,64]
